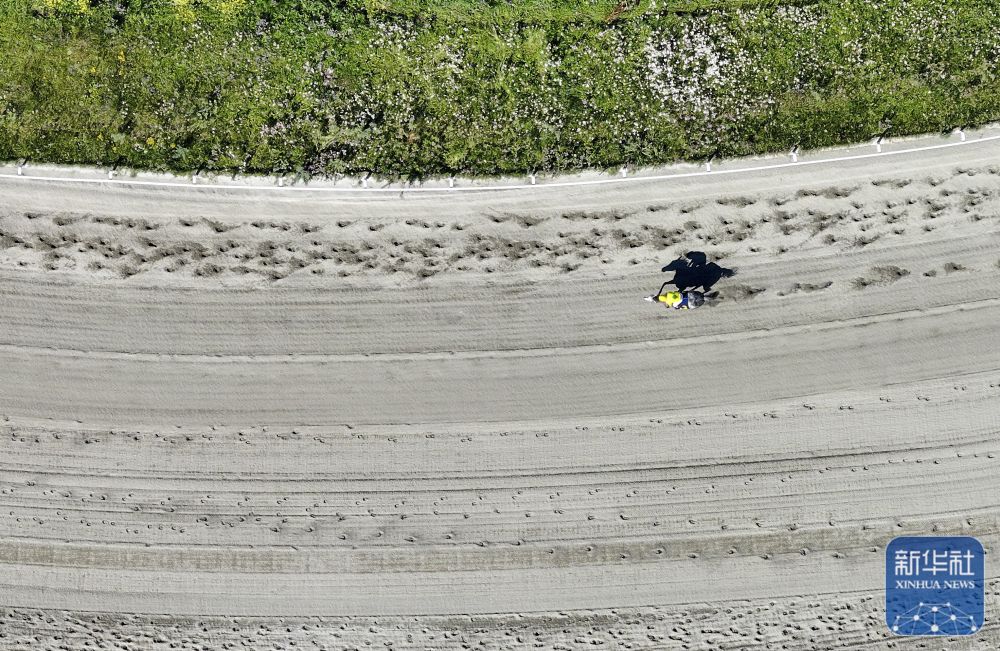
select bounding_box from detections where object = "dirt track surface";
[2,132,1000,649]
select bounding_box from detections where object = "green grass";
[0,0,998,179]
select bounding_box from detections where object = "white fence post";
[790,145,799,163]
[529,173,536,186]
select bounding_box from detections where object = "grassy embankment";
[0,0,998,178]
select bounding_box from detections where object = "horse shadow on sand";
[656,251,735,296]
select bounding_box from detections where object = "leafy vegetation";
[0,0,998,178]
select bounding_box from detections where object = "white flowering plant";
[0,0,997,177]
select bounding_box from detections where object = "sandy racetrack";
[2,132,1000,649]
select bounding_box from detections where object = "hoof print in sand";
[851,265,910,290]
[777,281,833,296]
[718,284,765,301]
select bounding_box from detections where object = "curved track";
[2,132,1000,649]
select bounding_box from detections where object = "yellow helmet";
[659,291,683,306]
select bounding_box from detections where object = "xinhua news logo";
[886,536,984,636]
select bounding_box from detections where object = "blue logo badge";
[886,536,984,636]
